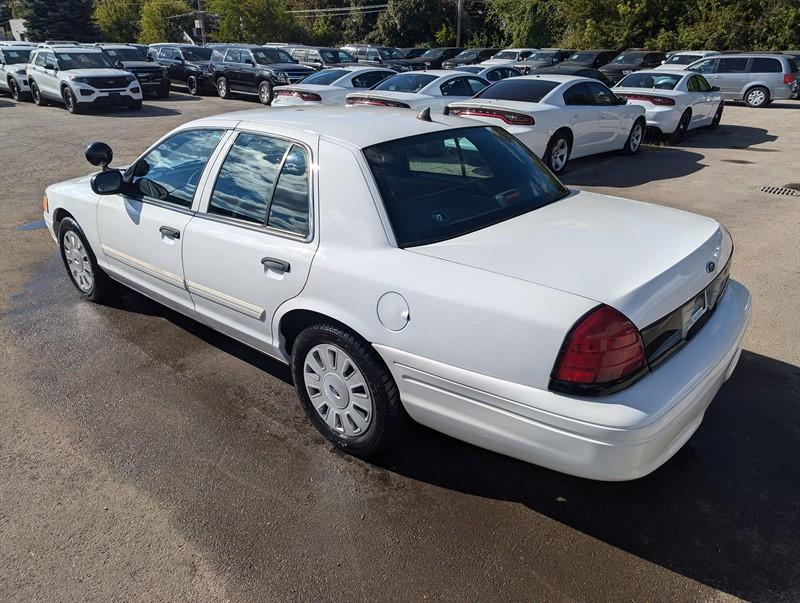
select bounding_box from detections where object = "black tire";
[620,118,645,155]
[544,131,571,174]
[258,80,273,105]
[744,85,769,108]
[9,78,22,100]
[58,218,115,303]
[291,322,407,457]
[30,80,47,106]
[216,76,230,99]
[62,86,82,114]
[187,75,200,96]
[709,102,723,129]
[671,110,691,143]
[127,99,143,111]
[157,79,170,98]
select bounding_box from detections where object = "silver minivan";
[685,53,799,107]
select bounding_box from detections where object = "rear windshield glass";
[3,49,32,63]
[364,126,568,247]
[180,47,212,61]
[474,79,559,102]
[493,51,518,60]
[253,48,294,64]
[567,52,597,63]
[618,72,681,89]
[320,49,354,63]
[373,73,437,92]
[300,68,348,85]
[528,52,555,61]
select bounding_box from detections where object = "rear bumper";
[640,106,682,134]
[376,279,751,481]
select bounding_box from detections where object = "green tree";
[207,0,291,44]
[138,0,191,44]
[17,0,100,42]
[485,0,556,48]
[94,0,142,43]
[372,0,454,46]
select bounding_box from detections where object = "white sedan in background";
[614,70,724,141]
[454,64,521,82]
[42,107,750,481]
[271,65,395,106]
[480,47,537,66]
[656,50,719,70]
[345,70,488,113]
[447,74,646,173]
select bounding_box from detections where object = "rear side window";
[475,79,559,102]
[268,146,311,236]
[749,58,782,73]
[719,57,748,73]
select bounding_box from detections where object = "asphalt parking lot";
[1,92,798,601]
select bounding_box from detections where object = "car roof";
[190,107,477,149]
[45,46,103,53]
[625,69,688,76]
[517,74,595,83]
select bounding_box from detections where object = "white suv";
[0,42,36,100]
[26,43,143,113]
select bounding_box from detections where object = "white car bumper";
[376,279,751,481]
[637,104,682,134]
[68,82,142,105]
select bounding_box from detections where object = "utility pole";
[197,0,206,45]
[456,0,463,46]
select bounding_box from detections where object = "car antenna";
[417,106,433,122]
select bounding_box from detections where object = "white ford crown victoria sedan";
[42,107,751,480]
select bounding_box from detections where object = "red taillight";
[448,107,534,125]
[552,305,646,388]
[783,73,795,85]
[346,96,410,108]
[617,93,675,106]
[275,89,322,102]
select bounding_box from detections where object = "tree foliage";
[207,0,292,44]
[94,0,142,43]
[138,0,192,44]
[372,0,454,47]
[17,0,100,42]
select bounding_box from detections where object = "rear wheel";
[671,110,691,143]
[30,80,47,106]
[217,76,230,99]
[187,75,199,96]
[709,102,724,128]
[620,118,645,155]
[544,131,571,174]
[291,322,407,457]
[62,86,82,114]
[258,80,273,105]
[745,86,769,108]
[58,218,115,303]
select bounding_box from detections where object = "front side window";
[586,82,617,105]
[563,83,591,105]
[378,47,403,60]
[440,77,471,96]
[718,57,748,73]
[34,52,46,67]
[224,49,242,63]
[130,129,223,208]
[159,47,176,60]
[688,58,716,74]
[364,126,568,247]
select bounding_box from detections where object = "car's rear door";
[182,129,318,353]
[562,82,602,155]
[585,81,624,150]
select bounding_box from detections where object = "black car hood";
[186,60,212,68]
[404,56,440,65]
[518,60,553,69]
[119,60,161,70]
[558,61,593,68]
[601,63,641,73]
[261,62,314,72]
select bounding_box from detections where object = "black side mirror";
[711,85,720,92]
[146,55,154,62]
[616,96,628,105]
[245,58,254,66]
[85,141,113,170]
[91,170,123,195]
[114,59,123,69]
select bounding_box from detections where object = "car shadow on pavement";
[680,123,779,150]
[156,93,207,102]
[370,349,800,601]
[90,105,183,118]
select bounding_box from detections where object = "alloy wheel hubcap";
[630,125,643,151]
[551,139,568,171]
[304,344,372,437]
[63,231,93,292]
[218,80,226,95]
[748,90,765,105]
[260,85,270,103]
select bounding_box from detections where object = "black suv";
[559,49,619,69]
[517,49,575,74]
[150,44,215,95]
[212,46,315,104]
[405,47,464,70]
[348,45,414,72]
[285,46,359,69]
[600,50,666,84]
[97,44,170,97]
[442,48,500,69]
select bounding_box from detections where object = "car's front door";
[686,75,714,123]
[38,51,59,97]
[157,47,182,82]
[96,128,226,314]
[182,130,318,354]
[586,81,624,149]
[711,57,749,98]
[238,50,259,93]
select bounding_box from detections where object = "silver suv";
[685,53,799,107]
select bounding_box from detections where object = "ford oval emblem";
[706,261,716,273]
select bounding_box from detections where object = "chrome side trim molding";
[186,279,266,321]
[100,244,185,288]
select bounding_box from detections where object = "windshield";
[3,49,32,64]
[611,53,644,65]
[253,48,295,64]
[180,47,213,61]
[364,126,568,247]
[455,50,477,60]
[475,78,559,102]
[665,54,702,65]
[321,49,354,63]
[618,72,681,89]
[373,73,437,93]
[103,47,146,61]
[55,51,114,70]
[567,52,597,63]
[493,51,518,60]
[422,49,443,58]
[378,47,403,60]
[300,68,348,85]
[529,52,555,61]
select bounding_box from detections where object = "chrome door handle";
[159,226,180,239]
[261,257,290,273]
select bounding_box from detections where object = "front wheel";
[745,86,769,108]
[258,80,273,105]
[63,86,82,114]
[216,76,230,99]
[291,323,407,457]
[58,218,115,303]
[544,132,571,174]
[709,102,723,129]
[187,75,199,96]
[620,118,645,155]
